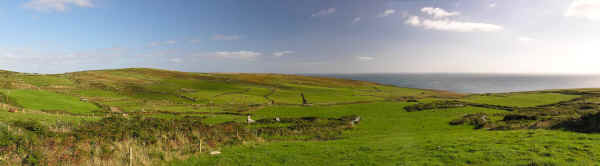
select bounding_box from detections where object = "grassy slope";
[0,68,445,127]
[174,102,600,166]
[0,68,596,165]
[0,89,99,114]
[461,93,579,107]
[0,68,438,114]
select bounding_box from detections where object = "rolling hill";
[0,68,598,165]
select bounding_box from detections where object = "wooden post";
[300,92,307,105]
[62,112,65,133]
[56,112,58,132]
[129,146,133,166]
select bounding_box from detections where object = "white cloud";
[273,51,294,57]
[189,39,201,43]
[352,17,361,24]
[357,56,374,61]
[212,34,242,41]
[312,8,336,17]
[421,7,460,18]
[405,16,421,26]
[518,36,536,42]
[216,51,262,59]
[24,0,94,12]
[409,19,503,32]
[169,58,183,63]
[149,40,177,47]
[565,0,600,21]
[0,46,133,73]
[489,2,497,8]
[378,9,396,17]
[405,7,502,32]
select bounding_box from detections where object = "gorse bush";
[0,114,356,165]
[12,121,51,137]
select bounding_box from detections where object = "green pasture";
[461,93,579,107]
[174,102,600,166]
[0,89,99,114]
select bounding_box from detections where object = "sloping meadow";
[0,68,439,165]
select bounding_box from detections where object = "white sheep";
[247,115,255,124]
[353,116,361,123]
[350,116,361,126]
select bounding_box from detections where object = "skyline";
[1,0,600,74]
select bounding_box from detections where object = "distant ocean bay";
[307,73,600,94]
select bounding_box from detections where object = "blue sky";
[1,0,600,74]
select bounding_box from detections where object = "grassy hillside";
[460,92,579,107]
[0,68,598,165]
[175,104,600,165]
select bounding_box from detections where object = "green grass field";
[173,103,600,166]
[0,68,598,166]
[461,93,579,107]
[0,89,99,114]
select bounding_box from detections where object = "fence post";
[129,146,133,166]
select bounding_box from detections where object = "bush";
[12,121,51,136]
[502,114,538,121]
[449,113,489,129]
[404,101,465,112]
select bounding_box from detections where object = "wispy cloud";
[565,0,600,21]
[377,9,396,18]
[357,56,374,61]
[405,16,421,26]
[212,34,242,41]
[149,40,177,47]
[24,0,94,12]
[169,58,183,63]
[421,7,460,18]
[413,19,503,32]
[216,51,262,59]
[352,17,361,24]
[312,8,336,17]
[489,2,497,8]
[273,51,294,57]
[405,7,503,32]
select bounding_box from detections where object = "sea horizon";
[307,73,600,94]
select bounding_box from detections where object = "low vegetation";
[0,68,599,165]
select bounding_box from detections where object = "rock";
[210,151,221,155]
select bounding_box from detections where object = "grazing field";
[0,68,598,165]
[173,103,600,166]
[0,89,100,114]
[460,92,580,107]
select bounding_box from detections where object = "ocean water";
[309,73,600,94]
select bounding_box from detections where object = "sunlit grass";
[174,102,600,165]
[461,93,579,107]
